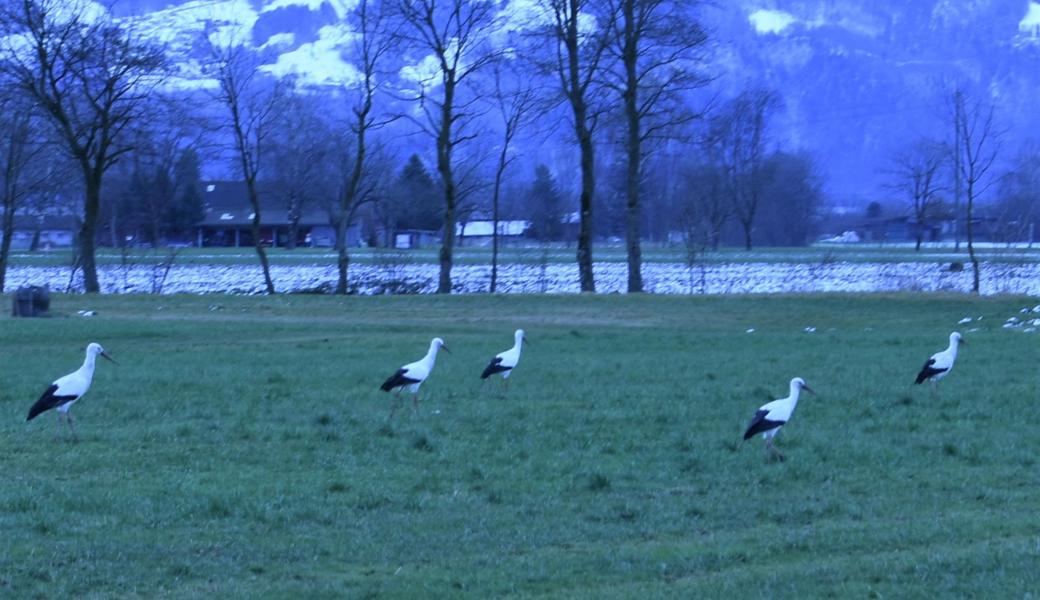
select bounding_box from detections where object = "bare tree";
[269,89,331,251]
[888,139,944,251]
[951,89,1002,293]
[602,0,710,292]
[680,160,729,251]
[334,0,398,294]
[204,37,283,294]
[0,0,166,292]
[535,0,613,292]
[392,0,501,294]
[128,102,205,247]
[0,87,48,291]
[485,64,536,293]
[710,88,781,250]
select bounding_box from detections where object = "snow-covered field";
[5,261,1040,296]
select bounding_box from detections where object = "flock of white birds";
[24,329,965,459]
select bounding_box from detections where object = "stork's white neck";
[423,342,441,367]
[513,332,524,353]
[786,381,802,409]
[80,351,98,378]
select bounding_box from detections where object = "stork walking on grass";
[480,329,529,393]
[914,332,965,391]
[743,377,816,461]
[26,343,117,441]
[380,338,450,418]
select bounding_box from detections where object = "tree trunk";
[563,0,596,293]
[81,177,102,293]
[490,152,506,294]
[741,220,753,251]
[622,0,642,293]
[915,232,922,251]
[966,186,979,293]
[0,200,13,293]
[286,217,299,250]
[576,132,596,292]
[436,79,458,295]
[245,180,276,293]
[335,213,350,295]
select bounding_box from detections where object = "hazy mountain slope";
[119,0,1040,202]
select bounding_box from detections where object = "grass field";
[1,293,1038,597]
[6,242,1040,268]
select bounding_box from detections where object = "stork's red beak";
[441,345,451,354]
[802,384,816,396]
[101,352,118,365]
[523,336,531,346]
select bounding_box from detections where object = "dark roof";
[198,181,333,227]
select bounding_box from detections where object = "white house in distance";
[456,220,531,246]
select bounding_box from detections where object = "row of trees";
[888,88,1007,293]
[4,1,1030,296]
[0,0,721,294]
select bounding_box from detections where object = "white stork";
[380,337,450,417]
[26,343,117,440]
[480,329,529,392]
[914,332,964,387]
[743,377,816,461]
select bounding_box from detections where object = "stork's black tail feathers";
[26,384,75,421]
[914,359,945,385]
[381,368,419,392]
[480,357,509,379]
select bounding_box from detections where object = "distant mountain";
[112,0,1040,204]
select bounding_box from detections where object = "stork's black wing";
[27,384,78,421]
[380,368,421,392]
[914,358,947,384]
[743,409,785,440]
[480,357,511,379]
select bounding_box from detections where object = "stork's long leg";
[66,413,79,442]
[412,392,420,412]
[55,413,63,439]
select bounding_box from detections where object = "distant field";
[6,242,1040,267]
[1,294,1037,597]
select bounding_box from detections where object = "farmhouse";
[456,220,531,246]
[0,213,78,249]
[195,181,361,248]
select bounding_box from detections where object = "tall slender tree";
[535,0,613,292]
[888,139,944,251]
[0,86,47,292]
[602,0,710,292]
[486,64,535,293]
[391,0,501,294]
[0,0,166,292]
[335,0,398,294]
[710,89,780,250]
[951,90,1002,294]
[204,37,283,294]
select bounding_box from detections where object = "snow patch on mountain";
[1022,2,1040,31]
[749,9,796,34]
[260,24,360,85]
[262,0,358,19]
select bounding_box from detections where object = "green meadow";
[1,293,1037,597]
